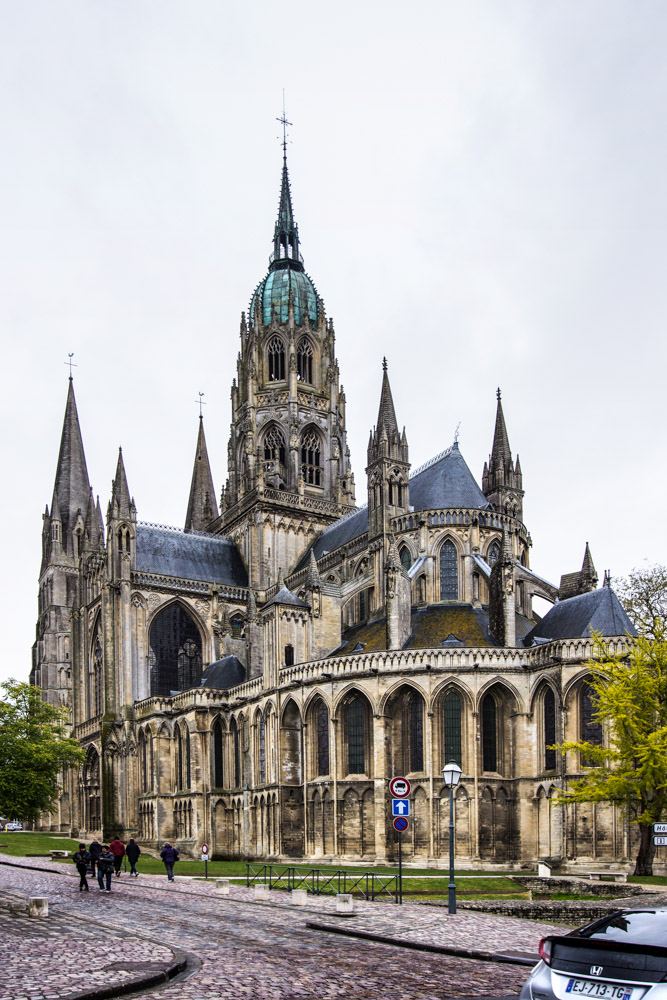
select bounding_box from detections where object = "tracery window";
[263,425,286,468]
[544,688,557,770]
[297,337,313,383]
[230,614,244,639]
[149,603,202,697]
[399,546,412,572]
[212,717,224,788]
[345,694,369,775]
[439,540,458,601]
[443,688,462,767]
[301,429,322,486]
[481,693,498,772]
[268,336,286,381]
[231,717,241,788]
[487,539,501,568]
[315,701,330,776]
[401,689,424,772]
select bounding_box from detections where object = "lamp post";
[442,761,462,914]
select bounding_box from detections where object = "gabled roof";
[524,588,636,645]
[201,655,246,690]
[306,506,369,564]
[264,584,309,610]
[135,524,247,587]
[409,442,490,512]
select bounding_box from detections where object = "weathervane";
[195,392,206,418]
[276,90,292,158]
[65,353,77,379]
[454,421,461,444]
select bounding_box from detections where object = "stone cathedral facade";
[32,148,638,868]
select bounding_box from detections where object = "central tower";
[219,147,356,591]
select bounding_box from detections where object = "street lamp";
[442,761,462,914]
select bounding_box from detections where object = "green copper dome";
[252,266,318,327]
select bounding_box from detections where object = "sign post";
[201,843,209,880]
[389,777,411,905]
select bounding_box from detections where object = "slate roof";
[304,506,369,564]
[524,588,636,645]
[264,584,309,609]
[135,524,247,587]
[201,655,246,689]
[409,442,490,512]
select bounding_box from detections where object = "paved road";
[0,857,560,1000]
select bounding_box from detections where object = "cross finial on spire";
[382,356,388,372]
[65,353,77,380]
[195,392,206,419]
[276,91,292,159]
[496,386,502,401]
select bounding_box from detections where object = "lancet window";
[149,603,202,697]
[268,336,286,381]
[315,701,330,776]
[263,425,286,468]
[544,688,557,770]
[301,429,322,486]
[481,693,498,772]
[345,694,370,775]
[442,688,462,767]
[439,540,459,601]
[297,337,314,383]
[212,717,224,789]
[487,539,501,568]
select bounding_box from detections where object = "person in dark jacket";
[72,844,91,891]
[125,838,141,877]
[160,842,179,882]
[109,836,125,877]
[88,839,102,877]
[97,846,114,892]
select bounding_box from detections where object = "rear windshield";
[578,912,667,948]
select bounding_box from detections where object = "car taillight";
[538,938,553,966]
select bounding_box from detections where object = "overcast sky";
[2,1,666,686]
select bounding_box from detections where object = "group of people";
[72,838,180,891]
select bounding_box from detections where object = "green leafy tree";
[0,680,85,822]
[616,563,667,641]
[556,631,667,875]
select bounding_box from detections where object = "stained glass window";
[399,546,412,571]
[482,694,497,772]
[268,336,285,381]
[544,688,557,770]
[487,540,501,568]
[301,429,322,486]
[580,682,602,765]
[404,690,424,772]
[443,689,462,766]
[440,540,458,601]
[346,695,367,774]
[316,702,330,776]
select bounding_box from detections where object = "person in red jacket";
[108,836,126,877]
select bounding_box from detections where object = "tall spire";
[375,358,400,439]
[111,448,133,518]
[482,388,524,520]
[270,119,303,272]
[50,377,91,553]
[185,417,219,532]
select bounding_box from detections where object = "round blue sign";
[393,816,409,832]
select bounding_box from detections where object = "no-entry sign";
[393,816,409,832]
[389,776,411,798]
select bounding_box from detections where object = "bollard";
[290,889,307,906]
[335,893,354,915]
[253,883,270,900]
[28,897,49,918]
[215,878,230,895]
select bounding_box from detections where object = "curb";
[54,950,188,1000]
[305,920,537,966]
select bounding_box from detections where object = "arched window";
[268,336,285,381]
[256,712,266,784]
[399,546,412,572]
[139,731,148,792]
[580,681,602,765]
[149,603,202,697]
[231,717,241,788]
[487,539,501,568]
[297,337,313,383]
[89,622,103,718]
[481,693,497,772]
[439,540,458,601]
[400,689,424,772]
[263,425,286,468]
[544,688,556,770]
[284,644,294,667]
[230,614,245,639]
[301,428,322,486]
[345,694,369,774]
[212,717,224,788]
[315,701,330,776]
[443,688,462,767]
[176,726,190,791]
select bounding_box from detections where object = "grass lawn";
[629,875,667,885]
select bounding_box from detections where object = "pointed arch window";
[258,712,266,784]
[212,717,224,789]
[315,701,330,776]
[580,681,602,765]
[176,726,190,791]
[399,545,412,572]
[544,688,557,771]
[443,689,462,767]
[345,694,370,774]
[263,425,286,468]
[297,337,314,384]
[400,689,424,772]
[481,693,498,772]
[149,603,202,697]
[440,540,459,601]
[301,429,322,486]
[268,336,286,381]
[230,717,241,788]
[487,539,501,568]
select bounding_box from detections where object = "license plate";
[566,979,634,1000]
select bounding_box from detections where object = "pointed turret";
[306,548,321,589]
[185,417,219,533]
[559,543,599,600]
[366,359,410,539]
[270,149,303,271]
[581,542,597,587]
[482,388,524,520]
[49,378,92,555]
[376,357,400,439]
[111,448,133,518]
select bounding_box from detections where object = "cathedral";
[32,145,637,868]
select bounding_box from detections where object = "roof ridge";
[410,444,453,478]
[138,520,230,542]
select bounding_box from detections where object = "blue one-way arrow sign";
[391,798,411,817]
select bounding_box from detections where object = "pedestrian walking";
[88,839,102,877]
[72,843,91,892]
[160,842,179,882]
[126,838,141,877]
[109,836,126,877]
[97,846,114,892]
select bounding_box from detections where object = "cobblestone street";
[0,855,568,1000]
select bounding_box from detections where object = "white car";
[4,822,24,831]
